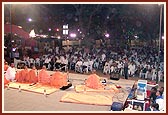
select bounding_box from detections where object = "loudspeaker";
[110,73,120,80]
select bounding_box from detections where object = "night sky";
[4,3,164,40]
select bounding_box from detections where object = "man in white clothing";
[103,61,110,74]
[29,57,35,67]
[128,62,135,77]
[61,56,68,71]
[35,57,40,67]
[44,56,51,69]
[88,59,94,72]
[75,59,83,73]
[5,63,16,81]
[83,59,89,73]
[155,90,164,111]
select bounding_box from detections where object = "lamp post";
[156,4,163,84]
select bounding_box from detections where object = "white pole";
[156,4,162,83]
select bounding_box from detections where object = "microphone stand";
[67,70,70,82]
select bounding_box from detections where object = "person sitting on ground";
[27,65,38,84]
[15,65,29,83]
[75,59,83,73]
[50,69,68,88]
[5,63,16,81]
[38,65,51,85]
[85,70,104,89]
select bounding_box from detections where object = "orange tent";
[4,24,37,47]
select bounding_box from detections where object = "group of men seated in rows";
[103,60,164,81]
[11,44,164,82]
[4,61,106,90]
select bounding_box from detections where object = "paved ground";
[3,70,164,113]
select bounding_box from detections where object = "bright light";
[18,26,22,28]
[57,36,61,39]
[29,29,36,38]
[70,33,76,38]
[134,35,139,39]
[78,29,80,31]
[42,35,47,38]
[28,18,32,22]
[51,36,55,38]
[162,36,164,39]
[63,30,68,35]
[56,28,59,31]
[80,31,82,34]
[48,28,51,31]
[63,24,68,29]
[63,24,69,35]
[105,33,110,38]
[39,35,47,38]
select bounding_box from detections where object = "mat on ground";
[60,92,113,106]
[75,84,119,93]
[6,82,59,95]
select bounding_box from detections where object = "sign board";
[136,80,147,100]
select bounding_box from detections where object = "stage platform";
[3,71,135,112]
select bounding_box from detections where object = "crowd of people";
[4,43,165,111]
[11,44,164,82]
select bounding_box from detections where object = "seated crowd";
[12,45,164,82]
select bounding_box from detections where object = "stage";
[3,71,135,112]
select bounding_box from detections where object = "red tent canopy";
[4,24,37,47]
[4,24,29,39]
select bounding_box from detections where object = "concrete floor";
[3,71,164,113]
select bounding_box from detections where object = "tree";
[73,5,103,39]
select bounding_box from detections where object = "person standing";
[44,56,51,69]
[124,58,128,79]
